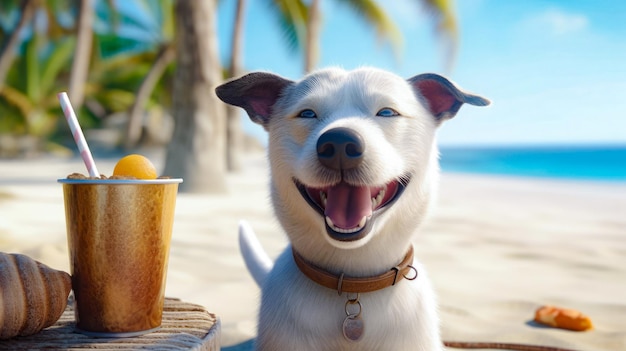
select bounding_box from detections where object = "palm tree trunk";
[226,0,247,172]
[125,44,175,149]
[164,0,227,193]
[304,0,321,73]
[68,0,94,108]
[0,0,38,90]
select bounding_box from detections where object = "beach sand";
[1,152,624,350]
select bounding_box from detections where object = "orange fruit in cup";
[113,154,158,180]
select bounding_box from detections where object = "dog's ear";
[215,72,293,130]
[408,73,490,123]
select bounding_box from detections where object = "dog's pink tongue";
[325,182,372,229]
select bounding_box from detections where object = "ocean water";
[438,145,626,182]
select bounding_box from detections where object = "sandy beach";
[1,151,624,351]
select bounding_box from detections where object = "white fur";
[239,223,441,351]
[238,220,271,287]
[217,67,489,351]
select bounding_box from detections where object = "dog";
[216,67,490,351]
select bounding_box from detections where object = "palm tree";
[0,0,98,98]
[0,0,39,91]
[268,0,402,73]
[0,1,94,155]
[163,0,227,193]
[122,0,176,149]
[0,32,74,142]
[270,0,457,73]
[67,0,94,109]
[304,0,403,72]
[124,43,174,149]
[0,0,128,153]
[266,0,309,69]
[225,0,247,172]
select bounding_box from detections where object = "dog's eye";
[376,108,399,117]
[297,109,317,118]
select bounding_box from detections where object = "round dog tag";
[342,315,364,342]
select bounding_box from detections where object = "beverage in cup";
[59,176,182,337]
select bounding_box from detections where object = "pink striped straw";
[57,92,100,177]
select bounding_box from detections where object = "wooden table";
[0,298,221,350]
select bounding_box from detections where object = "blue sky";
[216,0,626,147]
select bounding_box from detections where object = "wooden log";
[0,298,221,350]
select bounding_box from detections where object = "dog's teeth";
[371,189,386,209]
[320,191,327,207]
[325,216,334,228]
[372,196,380,209]
[358,216,367,228]
[371,195,379,209]
[325,216,367,234]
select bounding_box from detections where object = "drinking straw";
[57,92,100,177]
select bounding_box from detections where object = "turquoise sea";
[439,145,626,182]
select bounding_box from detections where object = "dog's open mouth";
[295,177,409,242]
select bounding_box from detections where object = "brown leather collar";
[292,245,417,295]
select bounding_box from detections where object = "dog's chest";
[258,250,441,350]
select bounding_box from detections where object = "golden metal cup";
[59,178,182,337]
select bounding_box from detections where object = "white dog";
[216,67,490,351]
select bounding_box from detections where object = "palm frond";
[337,0,403,57]
[160,0,175,41]
[0,85,33,118]
[94,88,136,112]
[419,0,459,68]
[25,31,40,102]
[39,37,73,97]
[268,0,308,53]
[45,0,76,38]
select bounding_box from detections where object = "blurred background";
[1,0,624,191]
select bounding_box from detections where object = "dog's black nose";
[316,127,364,170]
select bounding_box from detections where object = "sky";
[216,0,626,147]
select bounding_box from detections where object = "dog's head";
[216,67,489,252]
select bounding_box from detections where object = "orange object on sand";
[534,305,593,331]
